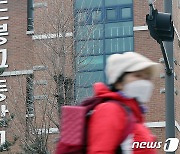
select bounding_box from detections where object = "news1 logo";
[164,138,179,152]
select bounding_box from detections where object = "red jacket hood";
[93,82,144,123]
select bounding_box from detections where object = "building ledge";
[33,65,47,71]
[33,2,47,8]
[36,128,59,134]
[133,26,148,31]
[26,114,34,118]
[145,121,180,132]
[0,70,33,77]
[0,1,8,4]
[34,95,48,100]
[26,31,34,35]
[32,32,73,40]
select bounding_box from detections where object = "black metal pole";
[164,1,175,154]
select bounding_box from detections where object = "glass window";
[124,37,133,51]
[76,41,88,54]
[105,0,132,6]
[76,25,89,40]
[106,9,117,20]
[76,40,103,55]
[92,40,103,54]
[75,0,102,9]
[76,87,93,102]
[123,22,133,36]
[105,22,133,38]
[77,55,104,71]
[92,10,102,22]
[76,24,103,40]
[105,37,133,53]
[91,24,103,39]
[122,8,132,18]
[76,12,87,23]
[76,71,104,87]
[105,38,123,53]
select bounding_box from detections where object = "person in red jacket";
[87,52,161,154]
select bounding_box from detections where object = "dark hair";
[109,72,130,92]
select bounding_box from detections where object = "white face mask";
[123,80,154,104]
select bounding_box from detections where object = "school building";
[0,0,179,153]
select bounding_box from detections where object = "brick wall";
[134,0,180,153]
[0,0,34,71]
[0,0,34,153]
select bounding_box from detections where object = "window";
[105,37,133,54]
[106,9,117,20]
[122,7,132,18]
[91,24,104,39]
[76,11,87,23]
[77,55,104,72]
[76,71,104,87]
[54,74,74,106]
[75,0,133,101]
[105,21,133,37]
[76,24,103,40]
[92,10,102,22]
[105,38,123,53]
[76,87,93,102]
[76,40,103,56]
[27,0,34,32]
[26,74,34,117]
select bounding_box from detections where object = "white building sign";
[0,0,9,146]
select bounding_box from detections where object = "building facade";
[0,0,179,153]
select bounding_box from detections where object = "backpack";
[55,97,135,154]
